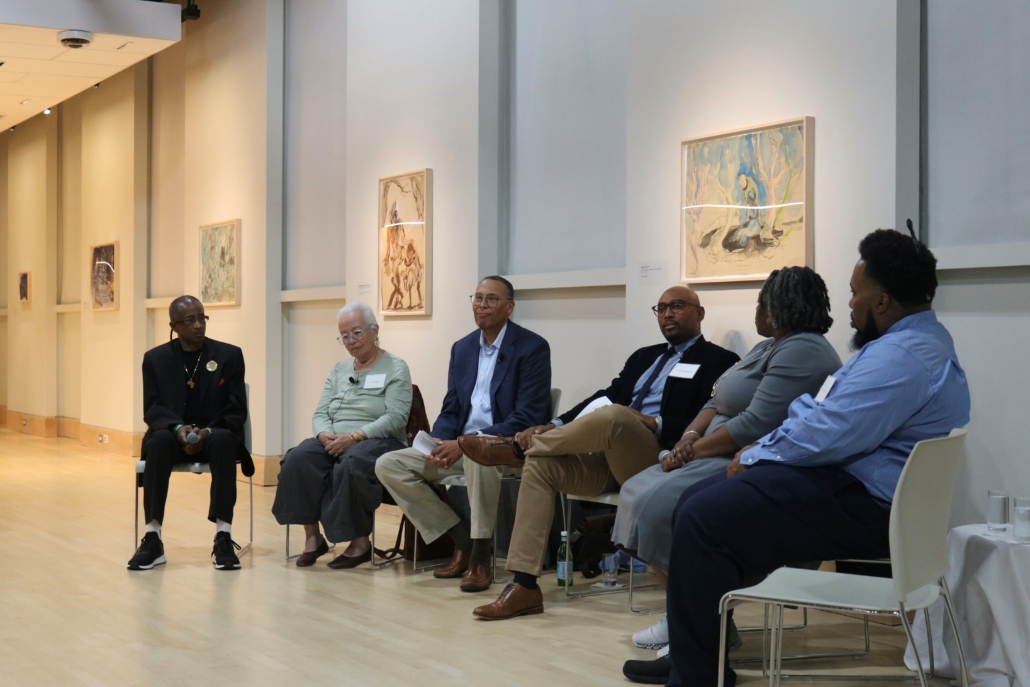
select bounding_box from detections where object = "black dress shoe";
[296,537,329,567]
[327,548,372,569]
[622,655,672,684]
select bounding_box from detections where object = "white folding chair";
[717,429,970,687]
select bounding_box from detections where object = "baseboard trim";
[248,454,280,487]
[79,424,144,457]
[58,417,80,439]
[6,410,58,438]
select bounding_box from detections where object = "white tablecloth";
[904,524,1030,687]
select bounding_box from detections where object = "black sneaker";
[212,531,241,570]
[128,532,166,570]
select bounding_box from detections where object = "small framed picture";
[200,219,241,307]
[18,271,31,303]
[89,242,119,311]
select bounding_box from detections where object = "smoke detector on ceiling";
[58,30,94,49]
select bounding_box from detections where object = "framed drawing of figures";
[680,117,814,283]
[18,272,31,304]
[378,169,432,317]
[89,242,119,310]
[200,219,241,307]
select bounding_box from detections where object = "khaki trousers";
[374,446,520,544]
[505,404,661,576]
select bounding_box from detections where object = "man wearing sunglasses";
[460,285,739,620]
[377,276,552,593]
[129,295,253,571]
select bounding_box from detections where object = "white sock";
[145,520,162,537]
[216,519,231,534]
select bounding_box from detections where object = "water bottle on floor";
[557,530,573,588]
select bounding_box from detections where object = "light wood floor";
[0,429,943,686]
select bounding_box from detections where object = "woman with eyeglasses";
[614,266,842,654]
[272,301,413,569]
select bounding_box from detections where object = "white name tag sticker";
[669,363,700,379]
[364,374,386,389]
[814,375,836,403]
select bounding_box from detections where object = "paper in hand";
[575,396,613,421]
[412,430,438,455]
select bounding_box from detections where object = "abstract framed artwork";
[89,242,119,311]
[18,272,31,304]
[199,219,241,307]
[680,117,814,283]
[378,169,432,317]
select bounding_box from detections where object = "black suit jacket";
[558,336,740,449]
[141,337,253,476]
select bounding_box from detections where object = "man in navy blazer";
[377,276,552,592]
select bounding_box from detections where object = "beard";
[849,308,881,351]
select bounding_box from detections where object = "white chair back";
[549,388,562,419]
[888,428,966,602]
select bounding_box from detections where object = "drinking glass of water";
[1013,497,1030,544]
[601,553,619,587]
[987,490,1010,532]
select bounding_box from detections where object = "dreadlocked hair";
[759,266,833,335]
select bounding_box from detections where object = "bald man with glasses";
[460,286,739,620]
[129,296,253,571]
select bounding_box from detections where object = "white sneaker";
[632,614,669,649]
[657,645,669,658]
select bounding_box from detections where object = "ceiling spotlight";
[58,29,93,49]
[182,0,201,22]
[44,108,51,115]
[93,83,100,89]
[9,126,15,132]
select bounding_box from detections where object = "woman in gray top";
[273,302,412,569]
[614,267,841,580]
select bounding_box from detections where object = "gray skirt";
[612,457,731,571]
[272,436,405,543]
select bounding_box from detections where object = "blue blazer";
[430,321,552,440]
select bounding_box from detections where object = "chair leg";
[237,476,253,555]
[941,577,970,687]
[286,524,292,561]
[899,602,931,687]
[134,475,140,549]
[717,596,731,687]
[923,607,935,678]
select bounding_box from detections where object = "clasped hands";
[175,424,212,456]
[318,431,357,458]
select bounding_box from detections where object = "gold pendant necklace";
[184,350,202,389]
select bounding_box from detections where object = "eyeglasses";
[651,301,700,316]
[470,294,511,308]
[337,329,368,345]
[172,315,210,325]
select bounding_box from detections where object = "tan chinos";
[375,447,520,544]
[505,403,661,577]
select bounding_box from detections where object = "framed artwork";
[680,117,814,284]
[18,272,31,303]
[378,169,432,317]
[200,219,241,307]
[89,242,119,311]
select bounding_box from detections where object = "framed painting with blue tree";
[680,117,814,283]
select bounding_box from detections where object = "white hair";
[338,301,378,328]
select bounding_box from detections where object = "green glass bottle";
[557,530,573,588]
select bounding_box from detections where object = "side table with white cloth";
[905,524,1030,687]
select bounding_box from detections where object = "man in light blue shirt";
[625,229,971,686]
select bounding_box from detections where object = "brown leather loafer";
[296,537,329,568]
[457,435,524,468]
[459,563,492,592]
[473,582,544,620]
[433,549,470,579]
[326,548,371,569]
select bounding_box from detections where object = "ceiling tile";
[0,42,67,60]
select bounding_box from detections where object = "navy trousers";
[666,464,892,687]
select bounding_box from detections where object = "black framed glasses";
[470,294,511,308]
[172,315,210,325]
[651,301,699,316]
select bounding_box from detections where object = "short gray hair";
[338,301,377,328]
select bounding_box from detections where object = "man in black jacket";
[128,296,253,571]
[460,285,739,620]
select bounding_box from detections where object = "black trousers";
[666,465,891,687]
[142,428,239,525]
[272,436,405,543]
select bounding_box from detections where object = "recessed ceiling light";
[20,99,30,105]
[117,41,133,51]
[44,108,51,115]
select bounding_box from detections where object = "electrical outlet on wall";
[22,419,27,426]
[102,434,109,443]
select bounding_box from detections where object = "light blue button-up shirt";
[462,323,508,435]
[740,310,970,503]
